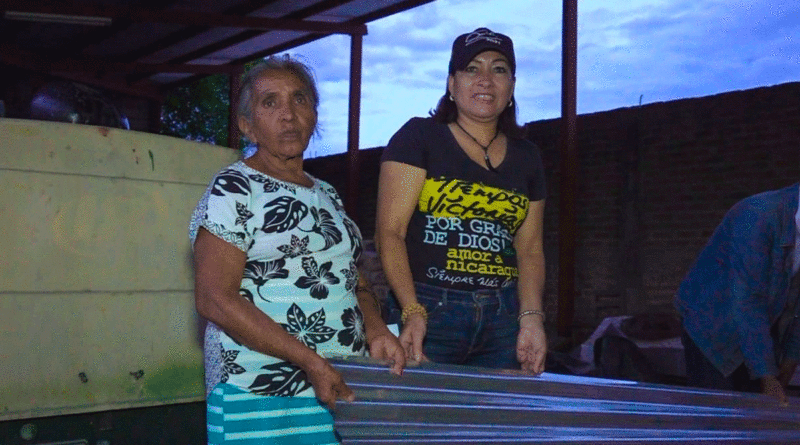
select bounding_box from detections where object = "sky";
[282,0,799,158]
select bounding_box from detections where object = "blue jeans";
[387,282,520,369]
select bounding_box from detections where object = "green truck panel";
[0,118,238,421]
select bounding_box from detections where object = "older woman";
[376,28,547,374]
[190,55,404,444]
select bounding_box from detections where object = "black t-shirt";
[381,117,546,291]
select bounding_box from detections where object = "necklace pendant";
[484,153,498,173]
[454,121,500,173]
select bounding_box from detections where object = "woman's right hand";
[304,356,354,410]
[399,313,428,363]
[760,375,788,406]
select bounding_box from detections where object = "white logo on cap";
[465,29,502,46]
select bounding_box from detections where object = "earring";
[508,99,513,107]
[449,94,454,101]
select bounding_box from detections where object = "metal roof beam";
[0,44,240,76]
[1,0,367,35]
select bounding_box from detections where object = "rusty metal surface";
[330,357,800,444]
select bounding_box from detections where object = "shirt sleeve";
[381,117,429,169]
[317,179,345,210]
[522,139,547,202]
[189,167,253,252]
[727,200,779,378]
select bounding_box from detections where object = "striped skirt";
[207,383,341,444]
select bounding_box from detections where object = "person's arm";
[375,160,428,362]
[193,228,353,409]
[760,358,797,406]
[726,203,785,402]
[761,375,789,406]
[769,314,800,405]
[763,332,799,405]
[513,199,547,375]
[355,270,406,375]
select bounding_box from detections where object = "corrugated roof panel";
[135,27,245,64]
[201,30,311,60]
[331,357,800,444]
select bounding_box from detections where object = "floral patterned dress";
[189,161,365,399]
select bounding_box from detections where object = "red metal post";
[345,33,363,217]
[557,0,578,337]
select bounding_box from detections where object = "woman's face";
[448,50,515,124]
[239,70,317,159]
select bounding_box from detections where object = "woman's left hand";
[516,318,547,375]
[367,328,406,376]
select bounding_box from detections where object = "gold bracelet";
[518,309,545,323]
[401,302,428,323]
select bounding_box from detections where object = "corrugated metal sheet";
[331,357,800,444]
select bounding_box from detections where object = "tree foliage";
[160,74,230,146]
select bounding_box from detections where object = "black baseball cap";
[448,27,516,75]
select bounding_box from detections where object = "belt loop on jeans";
[472,288,500,303]
[497,289,506,314]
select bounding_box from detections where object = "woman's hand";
[399,314,428,363]
[511,198,547,375]
[304,355,354,411]
[375,161,429,364]
[367,328,407,376]
[761,375,789,406]
[762,359,798,407]
[516,317,547,375]
[354,273,407,376]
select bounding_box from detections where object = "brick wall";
[309,81,800,341]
